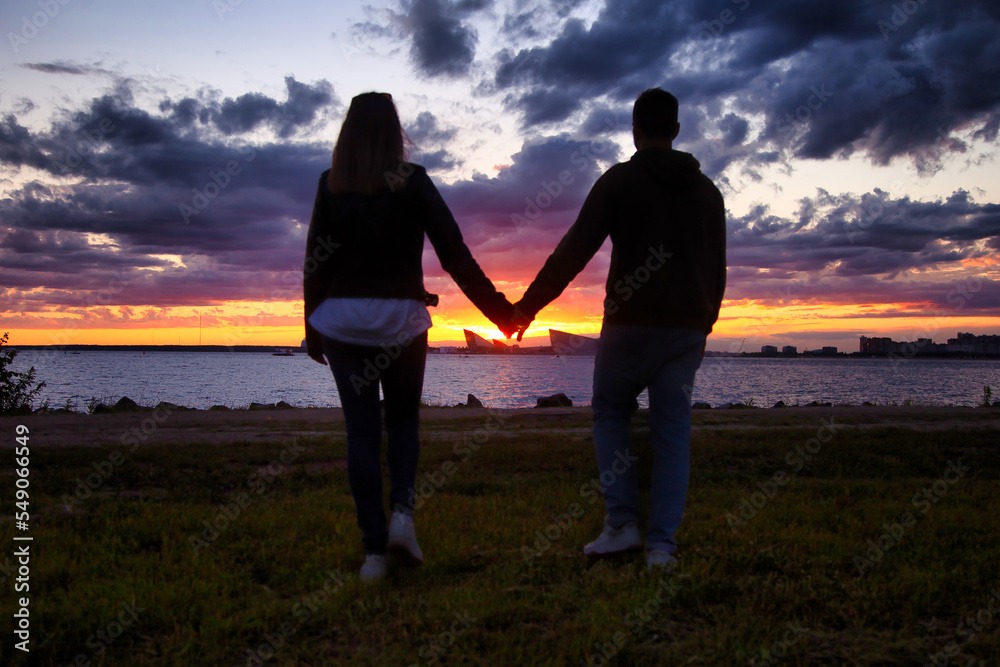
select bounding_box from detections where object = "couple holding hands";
[303,88,726,580]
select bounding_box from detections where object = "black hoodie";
[518,148,727,334]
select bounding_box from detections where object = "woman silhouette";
[303,92,513,580]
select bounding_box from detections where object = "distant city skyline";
[1,1,998,352]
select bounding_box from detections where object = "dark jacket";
[518,148,727,334]
[303,164,513,356]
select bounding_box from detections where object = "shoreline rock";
[536,393,573,408]
[454,394,484,408]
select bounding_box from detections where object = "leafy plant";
[983,384,993,407]
[0,331,46,415]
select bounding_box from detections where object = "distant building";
[781,345,797,355]
[859,336,893,354]
[821,346,838,356]
[761,345,778,355]
[859,332,1000,356]
[464,329,504,353]
[948,332,977,354]
[946,332,1000,355]
[549,329,600,355]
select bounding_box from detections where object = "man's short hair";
[633,88,679,138]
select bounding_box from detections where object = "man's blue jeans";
[592,324,705,554]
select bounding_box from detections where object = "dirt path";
[2,405,997,449]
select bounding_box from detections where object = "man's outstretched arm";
[515,174,614,328]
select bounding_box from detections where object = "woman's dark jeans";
[321,332,427,555]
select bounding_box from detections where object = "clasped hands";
[496,301,534,342]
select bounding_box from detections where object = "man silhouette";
[512,88,727,569]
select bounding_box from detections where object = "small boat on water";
[272,348,295,356]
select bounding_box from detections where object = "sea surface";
[11,350,1000,410]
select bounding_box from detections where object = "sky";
[1,0,999,352]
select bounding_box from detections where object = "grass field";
[2,408,999,666]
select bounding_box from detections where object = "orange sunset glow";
[6,285,1000,352]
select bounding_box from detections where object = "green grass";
[3,417,999,665]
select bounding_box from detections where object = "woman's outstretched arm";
[411,167,514,332]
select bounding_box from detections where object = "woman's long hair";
[328,92,410,195]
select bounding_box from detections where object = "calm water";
[12,350,1000,410]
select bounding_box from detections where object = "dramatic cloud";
[20,61,95,75]
[722,188,1000,314]
[492,1,689,126]
[0,78,339,315]
[162,76,337,139]
[486,0,1000,172]
[441,133,620,225]
[386,0,492,78]
[407,111,461,169]
[2,69,997,330]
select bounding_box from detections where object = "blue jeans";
[322,332,427,555]
[592,324,705,554]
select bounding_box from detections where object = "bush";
[0,331,46,415]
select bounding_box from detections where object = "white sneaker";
[646,549,679,571]
[360,554,387,581]
[387,512,424,565]
[583,520,643,556]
